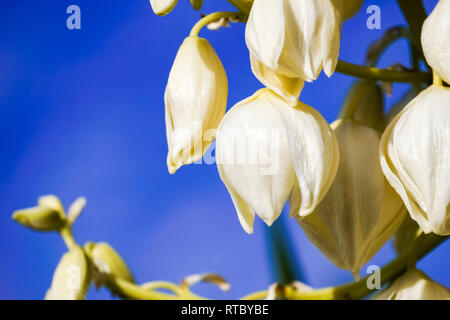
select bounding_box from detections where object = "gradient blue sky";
[0,0,448,299]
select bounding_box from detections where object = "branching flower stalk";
[55,218,449,300]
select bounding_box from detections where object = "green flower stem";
[141,281,184,295]
[396,0,427,51]
[103,275,205,300]
[226,0,252,15]
[264,218,305,285]
[189,11,246,37]
[60,226,77,250]
[366,26,413,67]
[242,235,448,300]
[336,60,431,83]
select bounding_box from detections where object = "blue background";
[0,0,448,299]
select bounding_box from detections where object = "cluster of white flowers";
[153,0,449,299]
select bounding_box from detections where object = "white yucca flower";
[380,85,450,235]
[149,0,178,16]
[165,36,228,174]
[374,269,450,300]
[245,0,340,105]
[216,88,339,233]
[297,119,405,277]
[422,0,450,84]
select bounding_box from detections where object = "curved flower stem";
[366,26,413,67]
[226,0,252,15]
[141,281,184,296]
[104,275,205,300]
[336,60,431,83]
[242,235,448,300]
[189,11,246,37]
[103,235,447,300]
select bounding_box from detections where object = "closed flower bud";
[332,0,363,21]
[165,36,228,174]
[149,0,178,16]
[216,88,339,233]
[13,195,66,232]
[84,242,135,283]
[45,246,91,300]
[421,0,450,84]
[297,119,405,277]
[380,85,450,235]
[374,269,450,300]
[245,0,340,104]
[339,80,385,132]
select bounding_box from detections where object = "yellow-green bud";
[13,207,66,232]
[339,80,385,132]
[189,0,203,10]
[45,246,91,300]
[84,242,134,283]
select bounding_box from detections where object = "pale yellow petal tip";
[167,158,181,175]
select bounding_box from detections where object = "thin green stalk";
[336,60,431,83]
[60,226,77,250]
[264,216,305,285]
[190,11,246,37]
[104,275,205,300]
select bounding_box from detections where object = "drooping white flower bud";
[374,269,450,300]
[421,0,450,84]
[165,36,228,174]
[297,119,405,277]
[149,0,178,16]
[245,0,340,104]
[45,246,91,300]
[380,85,450,235]
[331,0,363,21]
[216,88,339,233]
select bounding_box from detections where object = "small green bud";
[339,80,385,132]
[84,242,135,284]
[13,207,66,232]
[45,246,91,300]
[189,0,203,10]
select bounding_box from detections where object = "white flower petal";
[380,85,450,235]
[165,36,227,174]
[298,120,404,274]
[216,89,296,233]
[250,55,304,106]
